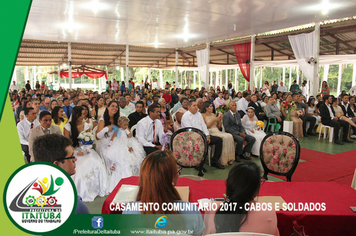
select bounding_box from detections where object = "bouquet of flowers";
[281,101,297,121]
[188,94,197,100]
[256,120,264,128]
[216,104,229,114]
[78,132,95,145]
[161,133,172,150]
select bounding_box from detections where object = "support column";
[209,71,212,88]
[184,71,187,88]
[353,64,356,87]
[58,64,61,87]
[296,66,300,84]
[311,22,321,96]
[120,67,124,81]
[148,68,151,83]
[125,45,129,85]
[282,67,286,84]
[68,42,72,90]
[235,68,238,91]
[259,67,263,89]
[175,50,179,87]
[199,70,201,89]
[225,69,228,88]
[289,67,292,89]
[33,66,36,89]
[337,64,343,97]
[323,65,329,82]
[249,34,256,91]
[194,70,196,89]
[205,43,210,88]
[160,70,163,89]
[220,71,222,87]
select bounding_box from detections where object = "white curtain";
[288,31,315,82]
[196,49,208,87]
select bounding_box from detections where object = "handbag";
[290,220,308,236]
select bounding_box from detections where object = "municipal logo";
[155,215,167,228]
[92,216,104,229]
[4,162,76,234]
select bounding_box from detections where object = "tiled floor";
[85,135,356,214]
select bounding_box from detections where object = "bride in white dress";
[241,107,266,156]
[96,101,134,192]
[64,106,109,202]
[105,116,145,181]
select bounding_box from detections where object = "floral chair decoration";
[169,127,208,177]
[259,131,300,182]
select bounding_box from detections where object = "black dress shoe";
[235,157,241,162]
[342,139,354,143]
[211,162,225,169]
[307,132,316,136]
[304,134,308,137]
[334,140,344,145]
[195,166,207,172]
[239,154,251,160]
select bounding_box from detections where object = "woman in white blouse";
[306,97,321,125]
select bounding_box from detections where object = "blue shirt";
[75,196,90,214]
[62,105,72,118]
[39,105,49,111]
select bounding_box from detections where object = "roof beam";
[177,50,191,65]
[261,43,294,59]
[327,33,356,51]
[107,50,126,66]
[149,51,175,68]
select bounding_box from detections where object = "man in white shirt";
[10,81,19,92]
[136,103,165,155]
[118,97,133,117]
[125,93,135,112]
[153,79,159,90]
[17,108,39,163]
[139,80,144,91]
[112,79,118,91]
[31,98,41,120]
[181,100,225,170]
[237,92,250,118]
[277,82,287,93]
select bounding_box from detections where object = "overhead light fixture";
[81,0,110,15]
[322,0,329,15]
[116,66,120,70]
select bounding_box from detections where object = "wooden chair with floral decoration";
[259,131,300,182]
[169,127,208,177]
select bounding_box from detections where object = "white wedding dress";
[96,118,144,192]
[241,115,266,156]
[64,123,109,202]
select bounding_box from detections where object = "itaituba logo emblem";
[4,163,76,234]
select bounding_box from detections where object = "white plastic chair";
[318,124,334,143]
[131,124,137,136]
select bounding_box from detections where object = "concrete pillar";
[175,50,179,87]
[259,67,263,89]
[289,67,292,89]
[235,68,238,91]
[337,64,343,97]
[126,45,129,85]
[58,64,61,87]
[160,70,163,89]
[68,42,72,90]
[311,22,321,96]
[249,34,256,91]
[282,67,286,84]
[194,70,196,89]
[205,43,210,88]
[353,64,356,88]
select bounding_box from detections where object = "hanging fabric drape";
[233,42,251,82]
[60,72,108,80]
[196,48,208,87]
[288,31,315,82]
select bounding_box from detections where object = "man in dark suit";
[319,95,352,145]
[223,101,256,161]
[248,94,266,121]
[339,94,356,137]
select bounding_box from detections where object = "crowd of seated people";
[11,78,356,203]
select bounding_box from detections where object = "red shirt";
[162,93,172,103]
